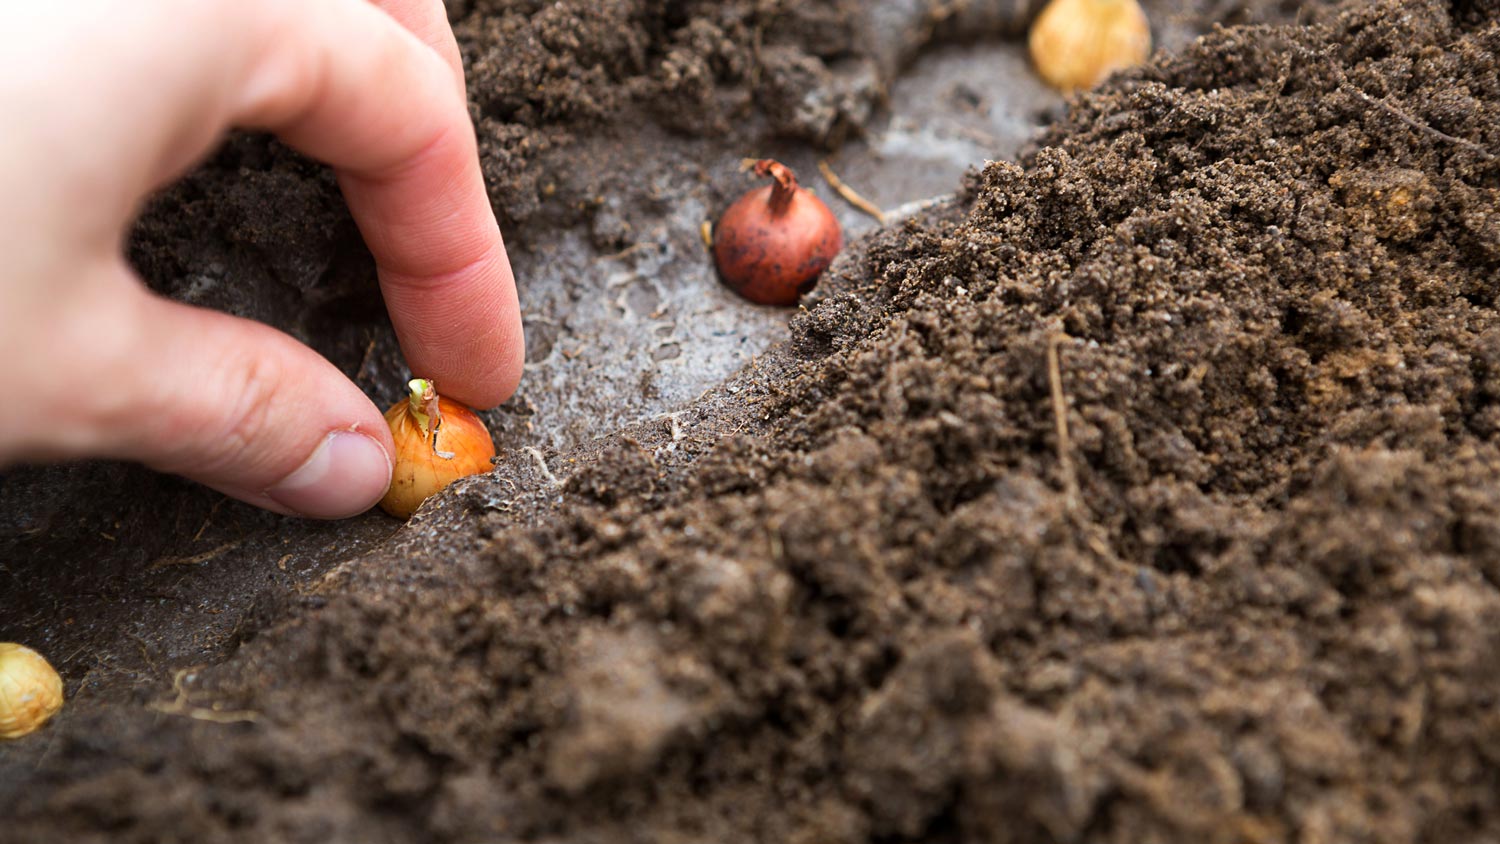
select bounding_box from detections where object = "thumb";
[29,268,395,519]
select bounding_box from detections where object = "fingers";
[27,265,396,519]
[2,0,518,517]
[233,0,523,408]
[367,0,467,95]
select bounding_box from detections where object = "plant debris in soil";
[8,0,1500,842]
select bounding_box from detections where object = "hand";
[0,0,523,518]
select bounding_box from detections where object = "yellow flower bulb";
[1029,0,1152,93]
[0,643,64,740]
[379,379,497,519]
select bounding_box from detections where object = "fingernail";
[267,431,392,519]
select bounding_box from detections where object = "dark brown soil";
[7,0,1500,841]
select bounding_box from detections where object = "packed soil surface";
[7,0,1500,841]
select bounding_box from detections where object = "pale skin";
[0,0,525,518]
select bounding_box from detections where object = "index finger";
[237,0,522,408]
[368,0,466,93]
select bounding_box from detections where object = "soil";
[6,0,1500,841]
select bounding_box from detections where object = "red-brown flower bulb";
[713,159,842,306]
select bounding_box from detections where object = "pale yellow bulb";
[0,643,64,740]
[1029,0,1152,93]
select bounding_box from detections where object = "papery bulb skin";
[1029,0,1151,93]
[379,379,497,519]
[0,643,64,740]
[713,160,843,306]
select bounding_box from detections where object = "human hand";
[0,0,523,518]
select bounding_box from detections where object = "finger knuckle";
[203,354,286,475]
